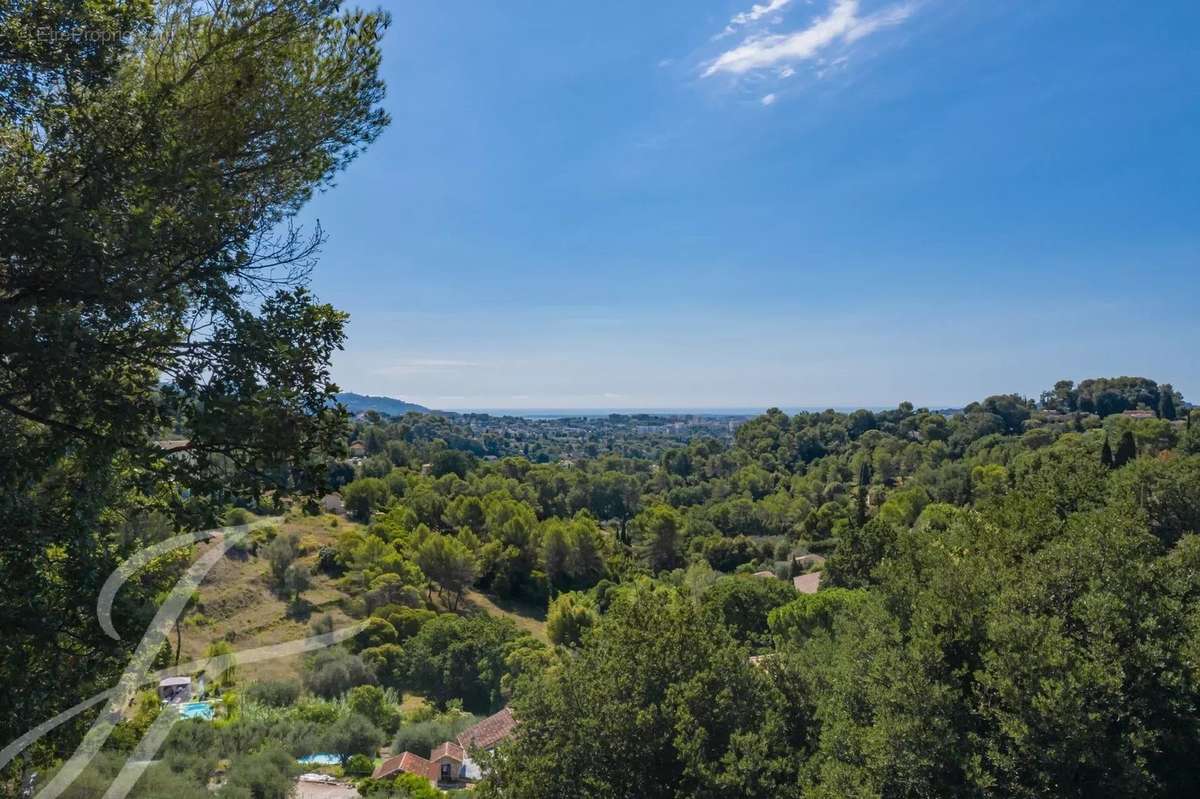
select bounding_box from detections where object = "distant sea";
[456,406,894,420]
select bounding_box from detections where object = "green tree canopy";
[545,592,598,648]
[1,0,389,755]
[477,583,803,799]
[415,532,477,611]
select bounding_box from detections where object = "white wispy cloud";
[845,2,914,41]
[372,358,480,376]
[716,0,794,39]
[761,93,778,105]
[703,0,915,78]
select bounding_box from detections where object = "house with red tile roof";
[457,706,518,781]
[429,741,466,783]
[371,751,439,783]
[457,706,517,753]
[372,707,518,787]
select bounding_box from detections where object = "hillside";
[183,512,548,682]
[26,377,1200,799]
[182,513,360,684]
[336,392,431,416]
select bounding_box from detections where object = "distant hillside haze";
[336,392,431,416]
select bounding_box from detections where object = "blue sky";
[302,0,1200,410]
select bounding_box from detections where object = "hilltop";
[336,392,431,416]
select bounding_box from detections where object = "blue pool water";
[298,754,341,766]
[179,702,213,720]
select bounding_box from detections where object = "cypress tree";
[856,461,872,527]
[1101,438,1114,469]
[1159,390,1177,421]
[1114,430,1138,468]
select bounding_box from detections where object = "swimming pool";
[297,754,341,766]
[179,702,213,721]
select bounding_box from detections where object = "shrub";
[318,545,342,575]
[392,712,478,757]
[295,700,343,724]
[221,743,298,798]
[302,648,377,699]
[701,535,759,572]
[358,772,444,799]
[546,592,598,648]
[347,684,401,733]
[804,538,839,555]
[322,712,385,764]
[264,532,301,588]
[245,680,302,709]
[224,507,253,527]
[345,753,374,777]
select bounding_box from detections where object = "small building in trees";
[457,707,518,780]
[157,676,193,704]
[319,493,345,515]
[793,572,822,594]
[430,741,467,783]
[793,554,826,571]
[371,751,440,784]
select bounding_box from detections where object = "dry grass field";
[181,512,550,685]
[180,513,358,683]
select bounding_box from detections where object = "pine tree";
[1101,438,1114,469]
[1114,430,1138,468]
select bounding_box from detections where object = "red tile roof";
[430,741,464,763]
[371,754,405,780]
[456,707,517,752]
[371,752,439,782]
